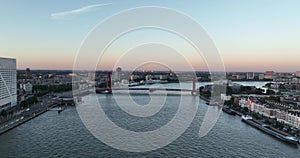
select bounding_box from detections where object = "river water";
[0,82,299,158]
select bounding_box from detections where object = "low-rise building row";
[239,97,300,129]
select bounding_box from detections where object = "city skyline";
[1,0,300,72]
[2,1,300,157]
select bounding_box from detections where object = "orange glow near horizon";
[13,51,300,72]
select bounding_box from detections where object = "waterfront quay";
[0,91,75,135]
[200,80,300,145]
[0,104,52,135]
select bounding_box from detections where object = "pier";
[0,103,58,135]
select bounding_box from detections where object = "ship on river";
[242,116,299,145]
[222,106,236,115]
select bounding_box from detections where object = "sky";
[1,0,300,72]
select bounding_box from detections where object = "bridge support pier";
[191,74,198,96]
[191,91,198,96]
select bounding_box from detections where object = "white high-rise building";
[0,57,17,110]
[246,72,254,80]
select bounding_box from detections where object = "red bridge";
[96,72,198,95]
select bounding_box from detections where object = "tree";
[240,86,252,92]
[266,89,276,95]
[243,107,249,113]
[255,88,264,95]
[0,109,7,117]
[268,96,280,102]
[226,87,233,95]
[21,96,38,107]
[252,112,260,119]
[264,82,273,88]
[199,86,204,92]
[279,84,286,90]
[224,97,234,106]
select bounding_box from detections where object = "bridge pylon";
[191,74,198,96]
[106,72,112,93]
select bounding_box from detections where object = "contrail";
[51,3,112,19]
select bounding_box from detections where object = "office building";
[0,57,17,110]
[246,72,254,80]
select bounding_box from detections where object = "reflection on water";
[0,82,299,157]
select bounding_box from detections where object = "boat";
[96,88,112,94]
[242,116,299,145]
[234,111,243,116]
[128,82,140,87]
[222,106,236,115]
[57,107,63,113]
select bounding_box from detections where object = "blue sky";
[1,0,300,71]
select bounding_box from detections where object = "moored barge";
[242,116,298,145]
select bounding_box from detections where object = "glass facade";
[0,57,17,110]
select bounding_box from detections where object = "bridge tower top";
[192,74,197,92]
[106,72,111,89]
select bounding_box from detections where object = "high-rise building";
[246,72,254,80]
[258,73,265,80]
[0,57,17,110]
[114,67,122,82]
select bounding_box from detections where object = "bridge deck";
[96,87,194,92]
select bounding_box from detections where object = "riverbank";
[220,104,300,145]
[0,90,77,135]
[0,102,60,136]
[0,109,49,135]
[242,116,299,145]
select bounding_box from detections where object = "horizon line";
[15,69,299,73]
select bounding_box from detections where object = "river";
[0,82,299,158]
